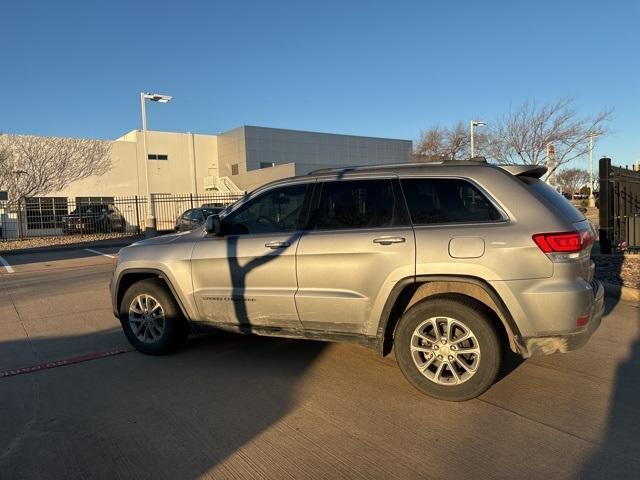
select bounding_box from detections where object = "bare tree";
[414,126,446,161]
[0,134,112,207]
[486,97,611,179]
[414,122,486,162]
[555,168,590,195]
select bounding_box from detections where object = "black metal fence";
[599,157,640,253]
[0,193,244,241]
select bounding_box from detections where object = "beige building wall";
[53,139,140,198]
[217,126,247,177]
[52,130,219,198]
[230,163,296,192]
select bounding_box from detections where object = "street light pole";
[139,92,172,237]
[140,93,152,236]
[470,120,486,158]
[588,133,596,207]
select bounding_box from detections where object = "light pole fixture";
[140,92,172,237]
[470,120,486,158]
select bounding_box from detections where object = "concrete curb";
[0,236,142,256]
[602,281,640,303]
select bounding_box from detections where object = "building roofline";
[236,125,412,143]
[115,129,219,141]
[115,125,413,143]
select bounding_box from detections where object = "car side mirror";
[204,214,223,235]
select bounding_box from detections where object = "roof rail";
[308,158,489,175]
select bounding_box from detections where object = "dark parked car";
[174,207,223,232]
[62,203,126,234]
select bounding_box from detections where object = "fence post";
[135,196,141,235]
[17,197,25,240]
[190,193,194,209]
[598,157,612,254]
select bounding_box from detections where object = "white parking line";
[0,255,14,273]
[84,248,115,259]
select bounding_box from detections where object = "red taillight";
[576,314,589,327]
[533,232,582,253]
[580,229,595,249]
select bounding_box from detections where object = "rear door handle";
[373,236,406,245]
[265,241,291,249]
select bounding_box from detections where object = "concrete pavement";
[0,247,639,479]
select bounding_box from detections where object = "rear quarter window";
[519,177,585,223]
[400,178,503,224]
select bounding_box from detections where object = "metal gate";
[599,157,640,253]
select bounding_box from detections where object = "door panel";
[190,182,311,330]
[295,178,415,336]
[191,233,302,328]
[295,227,414,335]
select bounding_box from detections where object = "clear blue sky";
[1,0,638,167]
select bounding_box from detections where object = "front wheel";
[394,297,501,401]
[119,278,189,354]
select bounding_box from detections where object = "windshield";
[72,204,107,214]
[202,208,223,217]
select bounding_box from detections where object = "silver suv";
[110,161,604,401]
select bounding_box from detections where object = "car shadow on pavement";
[0,330,327,479]
[582,252,640,478]
[581,311,640,478]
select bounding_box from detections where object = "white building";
[51,125,413,198]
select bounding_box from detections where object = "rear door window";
[308,179,405,230]
[401,178,503,224]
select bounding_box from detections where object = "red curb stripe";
[0,347,134,379]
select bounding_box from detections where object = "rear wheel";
[119,278,189,354]
[394,297,501,401]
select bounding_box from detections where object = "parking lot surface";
[1,247,639,479]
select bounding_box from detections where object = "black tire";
[119,278,189,355]
[394,297,501,401]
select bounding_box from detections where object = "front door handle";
[373,236,406,245]
[265,241,291,249]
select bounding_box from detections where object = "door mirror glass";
[204,214,223,235]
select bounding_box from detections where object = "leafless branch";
[485,97,612,176]
[0,134,112,207]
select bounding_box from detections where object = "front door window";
[224,184,308,235]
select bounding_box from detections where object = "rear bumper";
[515,279,605,357]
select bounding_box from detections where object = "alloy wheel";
[410,316,481,386]
[128,294,166,343]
